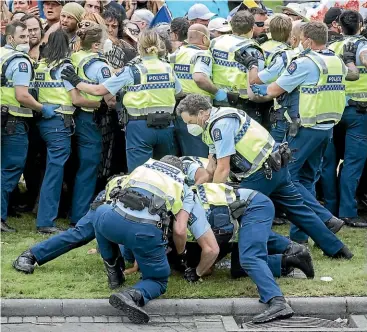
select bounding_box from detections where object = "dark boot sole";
[12,261,34,274]
[109,293,149,324]
[253,307,294,324]
[299,253,315,279]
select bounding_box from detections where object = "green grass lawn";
[1,214,366,299]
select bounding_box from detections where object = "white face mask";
[15,43,30,54]
[187,124,204,136]
[297,42,304,52]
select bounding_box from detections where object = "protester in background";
[20,14,43,60]
[11,11,27,21]
[249,7,268,38]
[187,4,216,27]
[277,3,308,22]
[122,20,139,48]
[82,0,104,14]
[43,0,63,32]
[60,2,85,51]
[103,0,126,20]
[170,17,189,52]
[324,7,343,43]
[125,0,164,19]
[130,9,154,31]
[12,0,31,13]
[208,17,232,38]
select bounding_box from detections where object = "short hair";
[160,155,183,171]
[20,13,44,35]
[302,21,328,45]
[249,7,267,16]
[171,17,190,42]
[339,10,360,35]
[270,15,292,43]
[176,94,212,116]
[5,20,27,37]
[231,10,254,35]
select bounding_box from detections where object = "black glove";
[174,249,188,272]
[342,42,357,64]
[184,267,201,283]
[1,74,7,86]
[234,50,258,70]
[255,33,269,45]
[61,66,82,87]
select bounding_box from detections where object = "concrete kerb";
[1,297,366,318]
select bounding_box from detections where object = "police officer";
[62,29,180,172]
[1,21,59,233]
[243,21,358,243]
[177,94,353,260]
[92,156,202,324]
[170,24,227,157]
[210,10,265,124]
[68,25,112,225]
[328,10,367,227]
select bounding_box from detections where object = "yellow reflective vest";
[210,34,264,99]
[34,59,75,115]
[123,57,176,116]
[329,35,367,102]
[120,159,185,215]
[297,50,346,126]
[0,47,34,117]
[261,40,291,67]
[71,50,108,112]
[202,107,274,177]
[169,45,213,98]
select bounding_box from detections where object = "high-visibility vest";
[0,47,34,117]
[105,174,128,201]
[181,156,209,177]
[261,39,291,67]
[210,34,264,99]
[329,36,367,102]
[297,50,346,126]
[123,57,176,116]
[169,45,213,98]
[34,59,75,115]
[71,50,108,112]
[121,159,185,215]
[203,107,274,177]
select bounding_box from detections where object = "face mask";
[298,42,304,52]
[187,124,204,136]
[15,43,30,54]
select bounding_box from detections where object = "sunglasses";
[255,21,265,27]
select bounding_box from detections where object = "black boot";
[325,216,345,233]
[282,242,314,279]
[13,250,36,274]
[341,216,367,228]
[103,256,125,290]
[109,288,149,324]
[1,220,17,233]
[332,245,354,259]
[252,296,294,324]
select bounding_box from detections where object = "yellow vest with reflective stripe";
[120,159,185,215]
[261,40,291,67]
[210,34,264,99]
[298,51,346,127]
[329,36,367,102]
[71,50,107,112]
[203,108,274,177]
[194,183,236,210]
[123,57,176,116]
[0,47,34,117]
[35,59,75,115]
[181,156,209,174]
[169,45,212,97]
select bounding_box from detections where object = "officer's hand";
[251,84,268,96]
[184,267,201,283]
[234,50,258,70]
[61,66,82,87]
[174,249,188,272]
[41,104,60,119]
[214,89,228,102]
[342,42,357,64]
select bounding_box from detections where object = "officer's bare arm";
[69,89,100,108]
[15,86,43,112]
[213,156,230,183]
[248,67,263,85]
[206,155,217,179]
[193,73,218,95]
[345,64,360,81]
[173,210,190,254]
[75,82,109,96]
[104,94,116,108]
[360,50,367,68]
[195,229,219,277]
[195,167,213,184]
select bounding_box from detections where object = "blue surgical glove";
[251,84,268,96]
[41,104,60,119]
[214,89,228,102]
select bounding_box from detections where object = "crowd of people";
[1,0,367,326]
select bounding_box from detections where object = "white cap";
[208,17,232,32]
[131,9,155,25]
[187,4,216,21]
[276,3,309,22]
